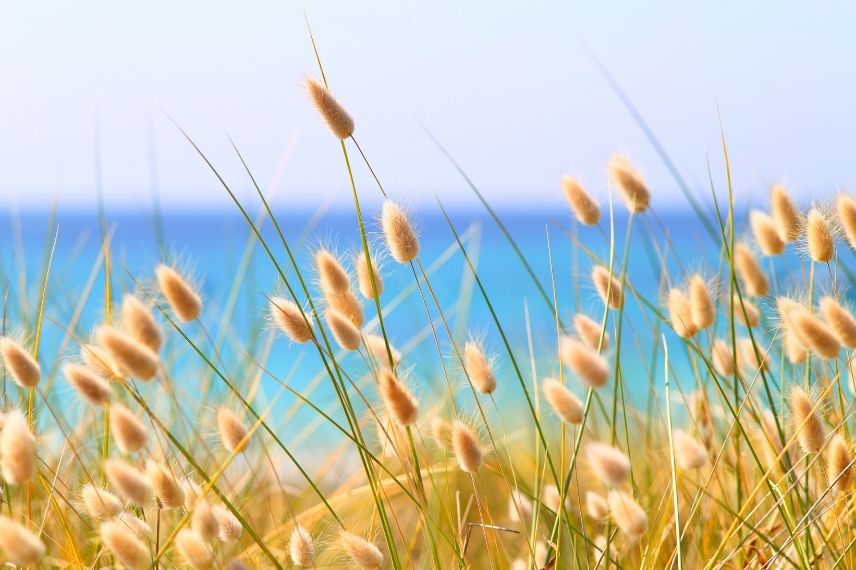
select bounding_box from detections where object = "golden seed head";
[573,313,609,350]
[176,528,214,570]
[451,420,483,473]
[341,531,384,569]
[356,251,383,299]
[688,274,715,329]
[836,194,856,250]
[120,294,162,352]
[100,521,149,569]
[316,249,351,295]
[105,458,151,506]
[325,289,364,328]
[667,288,697,338]
[181,478,203,510]
[560,336,610,388]
[146,460,184,510]
[806,208,835,262]
[827,433,853,492]
[191,500,219,542]
[377,368,419,426]
[213,504,242,543]
[325,308,362,351]
[587,442,631,487]
[542,378,583,424]
[711,339,735,376]
[430,416,454,450]
[109,402,148,454]
[819,296,856,348]
[790,386,826,454]
[733,295,760,328]
[0,409,35,485]
[155,264,202,321]
[217,407,249,453]
[607,155,651,213]
[607,489,648,537]
[95,325,159,381]
[561,176,600,225]
[734,244,768,297]
[673,430,707,470]
[0,337,40,388]
[80,343,122,380]
[750,210,785,255]
[463,340,496,394]
[81,484,123,520]
[783,327,808,364]
[585,491,609,521]
[289,525,315,567]
[269,297,313,343]
[115,511,152,538]
[591,265,623,309]
[789,305,841,360]
[364,334,401,367]
[771,184,802,242]
[63,363,111,406]
[739,337,769,372]
[381,200,420,263]
[0,516,44,567]
[305,76,354,139]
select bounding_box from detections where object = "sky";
[1,1,855,212]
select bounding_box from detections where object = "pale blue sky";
[1,2,854,211]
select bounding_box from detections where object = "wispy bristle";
[591,265,623,309]
[542,378,583,424]
[587,442,630,486]
[81,484,123,520]
[214,504,242,543]
[750,210,785,255]
[771,184,802,242]
[316,249,351,295]
[80,343,122,380]
[560,336,610,388]
[305,76,354,139]
[326,289,364,328]
[381,200,420,263]
[377,368,419,426]
[790,386,826,454]
[269,297,314,343]
[110,402,148,454]
[341,530,384,569]
[734,244,768,297]
[146,460,184,510]
[607,489,648,537]
[463,340,496,394]
[451,420,483,472]
[573,313,609,350]
[430,417,453,450]
[120,294,162,352]
[63,363,110,406]
[1,409,35,485]
[806,208,835,262]
[95,325,159,381]
[101,521,149,569]
[155,264,202,322]
[0,337,40,388]
[561,176,600,225]
[289,524,315,567]
[326,308,362,351]
[356,251,383,299]
[217,407,249,453]
[607,155,651,213]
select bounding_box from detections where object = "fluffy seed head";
[213,504,242,543]
[607,155,651,213]
[325,289,364,328]
[105,459,151,506]
[827,434,853,492]
[750,210,785,255]
[711,339,735,376]
[316,249,351,295]
[734,244,768,297]
[377,369,419,426]
[668,288,697,338]
[325,308,362,351]
[305,76,354,139]
[836,194,856,250]
[381,200,420,263]
[451,420,483,472]
[181,478,203,509]
[560,336,610,388]
[790,386,826,454]
[191,500,219,542]
[109,402,148,454]
[463,340,496,394]
[542,378,583,424]
[688,274,715,329]
[733,296,760,328]
[120,294,162,352]
[739,337,768,372]
[289,525,315,567]
[101,521,149,569]
[155,264,202,321]
[95,325,159,381]
[64,363,110,406]
[0,337,40,388]
[81,484,123,520]
[116,511,152,538]
[607,490,648,537]
[341,531,383,569]
[356,251,383,299]
[0,515,44,566]
[806,208,835,262]
[364,334,401,367]
[587,442,631,487]
[673,430,707,470]
[430,417,453,450]
[269,297,313,343]
[585,491,609,521]
[217,407,249,453]
[573,313,609,350]
[176,528,214,570]
[146,460,184,509]
[0,409,35,484]
[592,265,623,309]
[80,343,122,380]
[819,296,856,348]
[784,328,808,364]
[790,305,841,360]
[771,184,801,242]
[561,176,600,225]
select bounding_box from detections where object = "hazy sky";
[1,2,855,211]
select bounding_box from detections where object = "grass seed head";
[80,343,122,380]
[463,340,496,394]
[592,265,623,309]
[105,459,151,506]
[341,530,384,569]
[733,295,760,328]
[0,337,40,388]
[217,407,249,453]
[430,417,453,450]
[213,504,242,543]
[667,288,697,338]
[750,210,785,255]
[305,76,354,139]
[81,484,123,520]
[325,289,364,328]
[451,420,483,472]
[356,251,383,299]
[573,313,609,350]
[561,176,600,225]
[120,294,162,352]
[790,305,841,360]
[771,184,802,242]
[95,325,159,381]
[191,500,220,542]
[836,193,856,249]
[711,339,735,376]
[806,208,835,262]
[364,334,401,367]
[607,155,650,213]
[0,515,44,566]
[542,378,583,424]
[155,264,202,321]
[63,363,110,406]
[269,297,313,343]
[146,460,184,509]
[0,409,35,485]
[739,337,769,372]
[377,368,419,426]
[689,274,715,329]
[316,249,351,295]
[673,430,707,470]
[101,521,149,569]
[790,386,826,454]
[289,524,315,567]
[607,489,648,537]
[325,308,362,351]
[560,336,610,388]
[585,491,609,521]
[587,442,631,487]
[176,528,214,570]
[381,200,420,263]
[819,296,856,348]
[109,402,148,454]
[734,244,768,297]
[827,433,853,493]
